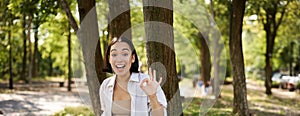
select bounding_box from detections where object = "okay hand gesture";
[140,68,162,96]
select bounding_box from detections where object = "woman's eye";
[122,53,129,56]
[111,54,117,57]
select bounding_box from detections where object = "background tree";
[7,0,37,83]
[229,0,249,115]
[143,0,183,115]
[31,0,59,78]
[8,14,13,89]
[248,0,291,95]
[174,0,212,90]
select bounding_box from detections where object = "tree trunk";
[143,0,183,115]
[289,42,294,76]
[108,0,132,40]
[27,16,33,84]
[265,28,273,95]
[21,15,28,83]
[229,0,249,115]
[8,20,13,90]
[32,25,39,78]
[48,51,53,76]
[77,0,103,115]
[264,8,275,95]
[68,24,72,92]
[199,32,211,87]
[263,0,289,96]
[108,0,131,40]
[60,0,79,32]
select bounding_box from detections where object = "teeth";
[116,65,125,68]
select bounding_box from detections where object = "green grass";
[52,78,300,116]
[183,97,232,116]
[54,106,94,116]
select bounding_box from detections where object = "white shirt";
[99,73,167,116]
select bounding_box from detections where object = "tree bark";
[108,0,132,40]
[32,25,39,78]
[61,0,106,114]
[199,32,211,87]
[27,16,33,84]
[229,0,249,115]
[8,20,13,90]
[265,22,273,95]
[143,0,183,115]
[77,0,103,115]
[67,24,72,91]
[21,15,28,83]
[263,1,289,95]
[289,42,294,76]
[60,0,79,32]
[48,51,53,76]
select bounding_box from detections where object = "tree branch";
[60,0,79,32]
[275,1,290,31]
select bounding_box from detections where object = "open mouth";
[116,65,125,69]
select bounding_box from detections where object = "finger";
[153,69,157,81]
[149,68,153,80]
[139,78,149,87]
[158,77,162,84]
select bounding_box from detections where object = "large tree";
[108,0,132,40]
[61,0,105,115]
[229,0,249,115]
[143,0,183,115]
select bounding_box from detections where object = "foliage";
[0,0,299,93]
[0,0,79,80]
[244,0,300,77]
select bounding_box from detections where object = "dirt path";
[223,79,300,116]
[0,83,88,116]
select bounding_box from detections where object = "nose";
[115,55,124,62]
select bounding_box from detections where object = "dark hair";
[103,36,139,73]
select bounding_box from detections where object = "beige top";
[112,100,131,116]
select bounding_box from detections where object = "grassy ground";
[3,76,298,115]
[53,78,300,116]
[184,81,300,116]
[54,106,94,116]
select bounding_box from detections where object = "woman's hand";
[140,68,162,96]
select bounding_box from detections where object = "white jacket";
[99,73,167,116]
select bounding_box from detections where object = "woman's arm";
[140,68,166,116]
[149,94,164,116]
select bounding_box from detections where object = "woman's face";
[109,42,135,77]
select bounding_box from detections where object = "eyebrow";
[110,49,117,52]
[110,48,130,52]
[122,48,130,51]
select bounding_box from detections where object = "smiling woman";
[100,36,167,116]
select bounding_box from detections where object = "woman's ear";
[132,55,135,63]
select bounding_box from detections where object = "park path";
[0,83,88,116]
[2,77,298,116]
[0,79,197,116]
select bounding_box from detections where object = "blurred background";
[0,0,300,115]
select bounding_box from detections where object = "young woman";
[99,36,167,116]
